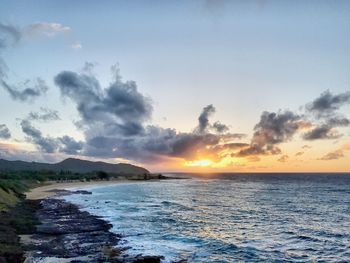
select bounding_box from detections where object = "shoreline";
[26,179,151,200]
[21,178,188,262]
[21,197,166,263]
[22,183,173,263]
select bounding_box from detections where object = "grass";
[0,173,42,262]
[0,199,41,263]
[0,170,117,211]
[0,188,19,211]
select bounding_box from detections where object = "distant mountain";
[0,158,149,175]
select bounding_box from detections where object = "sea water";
[64,173,350,262]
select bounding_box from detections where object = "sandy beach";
[25,179,132,200]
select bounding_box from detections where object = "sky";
[0,0,350,172]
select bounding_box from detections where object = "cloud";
[318,144,350,161]
[0,22,48,102]
[21,120,58,153]
[195,105,230,134]
[0,23,21,80]
[302,116,349,140]
[53,65,247,163]
[58,135,83,155]
[83,125,246,163]
[3,49,347,167]
[1,22,75,103]
[302,145,311,149]
[71,41,82,49]
[0,124,11,139]
[232,90,350,159]
[55,67,152,137]
[303,90,350,140]
[318,151,344,161]
[306,90,350,118]
[215,142,249,151]
[303,124,341,140]
[278,154,289,163]
[236,111,301,157]
[28,107,60,121]
[212,121,229,133]
[20,119,83,155]
[2,78,48,102]
[196,104,216,133]
[327,117,350,127]
[0,141,64,163]
[24,22,71,37]
[295,151,304,156]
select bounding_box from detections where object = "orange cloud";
[318,143,350,161]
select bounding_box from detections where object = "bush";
[97,171,110,180]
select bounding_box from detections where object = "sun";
[184,159,213,167]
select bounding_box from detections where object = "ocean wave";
[63,174,350,262]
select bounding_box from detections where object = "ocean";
[64,173,350,262]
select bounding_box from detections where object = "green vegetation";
[0,170,101,211]
[0,169,152,212]
[0,199,40,263]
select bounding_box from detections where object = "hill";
[0,158,149,175]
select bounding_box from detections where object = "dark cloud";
[0,124,11,139]
[2,78,48,102]
[236,111,300,157]
[21,120,83,155]
[0,23,48,102]
[84,125,244,163]
[212,121,229,133]
[197,104,215,133]
[21,120,58,153]
[54,68,245,163]
[54,67,247,163]
[303,125,341,140]
[303,90,350,141]
[236,144,282,157]
[327,117,350,127]
[226,91,349,159]
[58,135,83,155]
[28,107,60,121]
[295,151,304,156]
[196,105,230,134]
[55,69,152,136]
[306,90,350,118]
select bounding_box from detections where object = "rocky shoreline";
[21,192,168,263]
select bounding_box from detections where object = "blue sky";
[0,1,350,171]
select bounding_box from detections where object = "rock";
[22,198,171,263]
[23,199,119,262]
[133,255,165,263]
[74,190,92,195]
